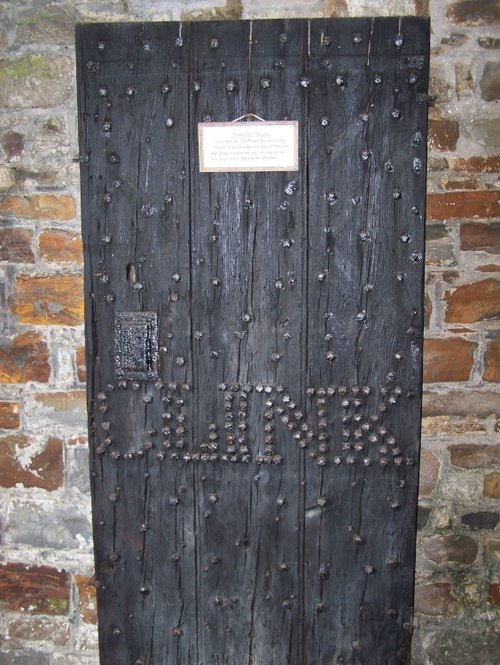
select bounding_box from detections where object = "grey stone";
[466,117,500,147]
[417,506,431,531]
[0,55,73,109]
[0,651,50,665]
[15,3,80,45]
[66,446,91,494]
[461,510,499,530]
[480,61,500,101]
[425,626,500,665]
[7,497,92,550]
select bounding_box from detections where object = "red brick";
[445,279,500,323]
[449,443,500,468]
[477,264,500,273]
[427,191,500,220]
[420,535,478,564]
[446,0,500,25]
[452,155,500,172]
[8,618,70,645]
[419,449,440,496]
[428,118,459,151]
[38,229,83,264]
[0,194,76,221]
[0,228,34,262]
[0,562,70,615]
[414,582,456,616]
[415,0,430,16]
[484,334,500,382]
[75,347,86,383]
[488,582,500,604]
[0,402,20,429]
[11,274,84,326]
[461,222,500,253]
[76,575,97,624]
[0,435,63,490]
[484,473,500,498]
[423,338,476,382]
[0,332,50,384]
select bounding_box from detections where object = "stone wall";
[0,0,498,663]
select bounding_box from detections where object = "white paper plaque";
[198,120,299,173]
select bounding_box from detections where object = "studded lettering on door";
[76,17,429,665]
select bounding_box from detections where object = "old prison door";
[76,17,430,665]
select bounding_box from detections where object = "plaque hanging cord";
[243,20,254,119]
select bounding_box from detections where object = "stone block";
[75,347,87,383]
[7,618,70,646]
[25,391,86,429]
[15,4,80,45]
[0,332,50,384]
[466,118,500,147]
[0,402,20,429]
[461,511,499,530]
[446,0,500,25]
[11,274,84,326]
[76,576,97,624]
[485,537,500,559]
[10,165,59,188]
[425,392,500,418]
[445,279,500,323]
[427,191,500,220]
[0,651,50,665]
[38,230,83,264]
[419,449,440,496]
[181,0,243,20]
[0,131,24,162]
[488,581,500,604]
[0,562,70,615]
[0,55,73,109]
[0,228,34,263]
[428,156,449,171]
[425,222,456,267]
[414,582,456,615]
[424,626,500,665]
[484,472,500,498]
[428,118,459,151]
[0,435,63,490]
[417,505,431,530]
[0,195,76,221]
[479,37,500,48]
[484,333,500,382]
[461,222,500,253]
[421,416,485,435]
[423,338,476,382]
[7,496,92,550]
[440,175,478,191]
[66,445,90,494]
[480,61,500,101]
[455,63,474,97]
[449,443,500,468]
[420,534,478,564]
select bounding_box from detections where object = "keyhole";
[127,263,137,284]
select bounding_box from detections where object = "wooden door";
[76,17,429,665]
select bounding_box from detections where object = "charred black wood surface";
[76,18,429,665]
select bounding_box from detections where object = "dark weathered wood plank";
[304,17,429,665]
